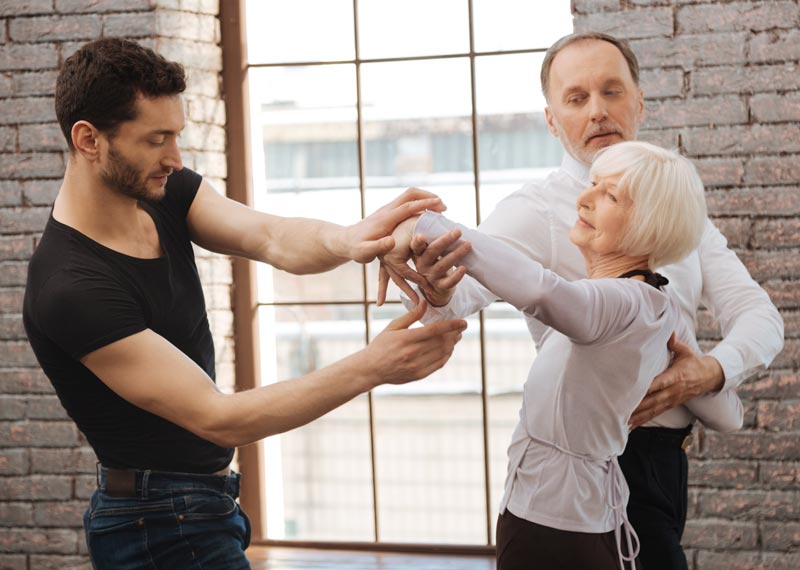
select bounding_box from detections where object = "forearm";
[683,388,743,432]
[250,216,350,274]
[203,351,376,448]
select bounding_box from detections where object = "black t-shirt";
[23,168,233,473]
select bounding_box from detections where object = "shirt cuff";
[708,343,755,392]
[415,211,454,242]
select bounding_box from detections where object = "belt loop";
[141,470,151,499]
[95,461,102,489]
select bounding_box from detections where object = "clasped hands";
[374,192,472,308]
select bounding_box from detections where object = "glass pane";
[483,302,532,544]
[474,53,563,222]
[259,304,374,541]
[360,58,477,302]
[369,304,486,544]
[249,65,365,303]
[358,0,469,59]
[473,0,573,53]
[245,0,355,64]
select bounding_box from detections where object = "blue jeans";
[84,467,251,570]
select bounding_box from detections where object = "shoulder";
[593,279,673,324]
[158,167,204,218]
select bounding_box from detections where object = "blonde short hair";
[590,141,707,269]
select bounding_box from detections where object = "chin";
[568,227,583,247]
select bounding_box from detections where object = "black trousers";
[618,426,693,570]
[496,509,641,570]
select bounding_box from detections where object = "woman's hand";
[410,229,472,307]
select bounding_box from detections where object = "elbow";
[191,395,245,449]
[703,410,744,433]
[200,428,240,449]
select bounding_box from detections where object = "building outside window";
[239,0,573,547]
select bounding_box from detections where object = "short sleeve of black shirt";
[23,168,231,473]
[31,167,203,360]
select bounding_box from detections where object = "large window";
[238,0,572,548]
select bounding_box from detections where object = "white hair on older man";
[590,141,707,269]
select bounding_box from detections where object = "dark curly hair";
[55,38,187,151]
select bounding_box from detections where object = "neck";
[54,159,143,239]
[582,251,650,280]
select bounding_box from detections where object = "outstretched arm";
[81,301,467,448]
[187,181,445,274]
[412,212,638,344]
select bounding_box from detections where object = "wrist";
[346,348,382,392]
[422,287,453,308]
[325,223,354,262]
[700,355,725,393]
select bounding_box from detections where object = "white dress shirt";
[418,153,784,428]
[414,212,744,569]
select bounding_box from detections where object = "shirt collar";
[560,152,591,187]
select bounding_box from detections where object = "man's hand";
[338,188,445,264]
[409,229,471,307]
[362,300,467,386]
[629,332,725,428]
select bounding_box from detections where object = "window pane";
[245,0,355,64]
[358,0,469,59]
[473,0,573,53]
[474,53,563,222]
[249,65,365,303]
[259,304,374,541]
[369,304,486,544]
[483,303,533,544]
[360,58,477,302]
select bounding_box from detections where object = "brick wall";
[574,1,799,568]
[0,2,231,568]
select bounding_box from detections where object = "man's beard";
[101,143,164,202]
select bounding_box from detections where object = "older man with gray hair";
[383,32,784,570]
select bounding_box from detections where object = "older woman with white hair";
[385,141,743,570]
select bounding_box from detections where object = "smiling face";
[99,95,185,202]
[544,39,644,166]
[569,174,633,256]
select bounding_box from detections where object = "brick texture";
[0,2,232,568]
[572,2,800,569]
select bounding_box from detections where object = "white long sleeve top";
[413,212,744,549]
[417,153,784,429]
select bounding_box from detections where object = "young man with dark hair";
[24,38,466,569]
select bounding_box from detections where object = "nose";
[588,95,608,122]
[577,183,603,211]
[577,186,594,212]
[163,139,183,172]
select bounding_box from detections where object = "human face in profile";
[100,95,185,202]
[544,40,644,166]
[570,174,632,257]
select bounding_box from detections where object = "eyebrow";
[562,86,586,97]
[147,128,183,136]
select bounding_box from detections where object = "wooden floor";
[246,547,496,570]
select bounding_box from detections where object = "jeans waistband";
[96,464,239,499]
[628,425,694,449]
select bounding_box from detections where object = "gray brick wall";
[0,2,231,568]
[574,1,799,568]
